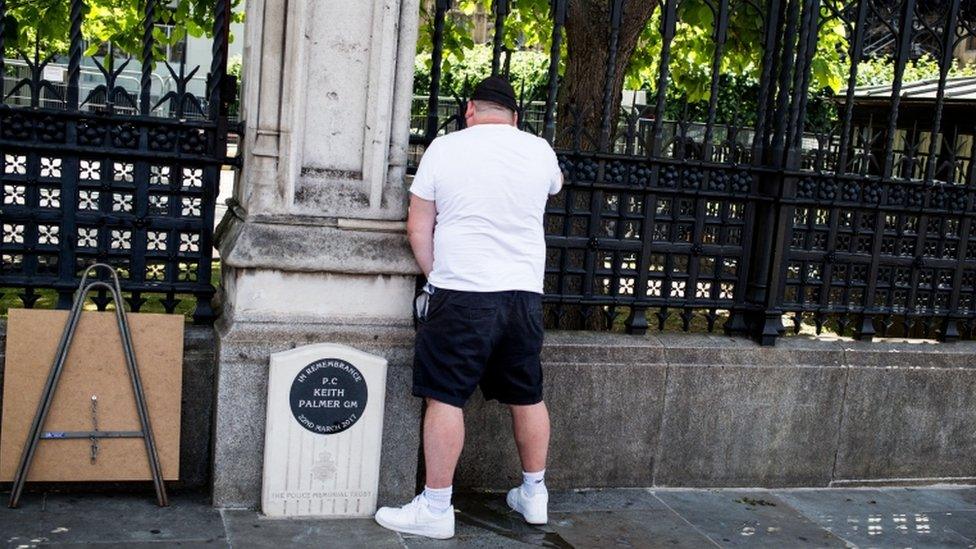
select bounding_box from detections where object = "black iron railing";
[0,0,237,323]
[413,0,976,344]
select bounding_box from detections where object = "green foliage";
[417,1,851,104]
[4,0,245,60]
[226,54,242,116]
[414,44,550,100]
[628,2,850,99]
[661,75,838,132]
[416,0,553,71]
[415,2,976,133]
[855,54,976,88]
[413,3,846,130]
[227,53,242,80]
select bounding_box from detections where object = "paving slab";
[35,543,225,548]
[548,509,718,549]
[896,486,976,512]
[0,492,226,548]
[221,511,401,549]
[652,489,847,547]
[547,488,666,514]
[1,486,973,548]
[933,511,976,544]
[775,488,976,548]
[435,491,573,548]
[400,532,538,548]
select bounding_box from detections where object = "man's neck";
[468,118,515,127]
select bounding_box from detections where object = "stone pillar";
[211,0,422,508]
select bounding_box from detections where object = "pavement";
[1,486,975,548]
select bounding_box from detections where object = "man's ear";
[465,101,476,118]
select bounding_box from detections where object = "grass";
[1,261,222,321]
[548,303,863,338]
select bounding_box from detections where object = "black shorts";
[413,287,545,408]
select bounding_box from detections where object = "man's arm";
[407,194,437,277]
[553,173,564,195]
[545,144,564,195]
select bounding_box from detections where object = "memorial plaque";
[262,344,387,518]
[289,359,367,435]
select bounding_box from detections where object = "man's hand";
[407,194,436,277]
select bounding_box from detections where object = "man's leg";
[376,289,499,539]
[509,401,550,472]
[373,397,462,539]
[506,400,550,524]
[424,398,465,488]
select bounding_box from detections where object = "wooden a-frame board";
[0,308,182,481]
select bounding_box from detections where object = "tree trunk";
[556,0,655,150]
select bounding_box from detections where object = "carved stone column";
[211,0,422,508]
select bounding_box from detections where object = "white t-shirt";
[410,123,563,293]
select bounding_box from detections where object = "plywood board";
[0,308,183,481]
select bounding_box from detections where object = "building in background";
[3,6,244,119]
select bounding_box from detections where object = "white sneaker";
[507,486,548,525]
[374,495,455,539]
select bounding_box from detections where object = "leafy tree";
[418,1,851,147]
[3,0,243,62]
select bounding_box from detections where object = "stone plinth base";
[212,318,418,509]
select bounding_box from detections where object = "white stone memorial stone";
[262,343,387,517]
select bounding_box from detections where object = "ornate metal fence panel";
[540,0,772,336]
[778,1,976,341]
[414,0,976,344]
[0,0,235,323]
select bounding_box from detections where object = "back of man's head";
[466,76,518,126]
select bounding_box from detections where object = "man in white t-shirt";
[374,76,562,539]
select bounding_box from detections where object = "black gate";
[0,0,236,323]
[414,0,976,344]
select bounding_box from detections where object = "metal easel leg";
[9,275,92,508]
[108,270,169,507]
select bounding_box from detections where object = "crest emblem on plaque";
[311,450,338,482]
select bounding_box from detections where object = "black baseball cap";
[470,76,518,112]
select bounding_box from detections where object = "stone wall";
[0,321,216,490]
[4,324,974,503]
[458,332,976,490]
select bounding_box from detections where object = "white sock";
[422,485,452,514]
[521,469,546,496]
